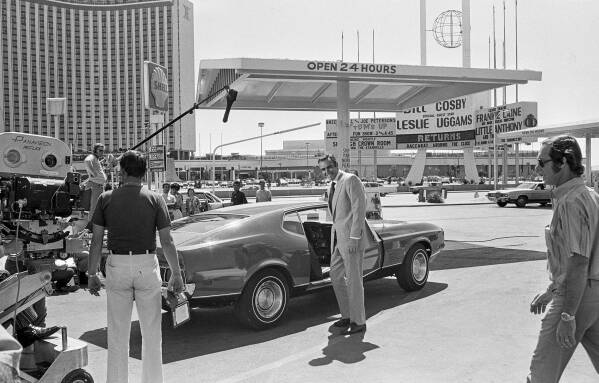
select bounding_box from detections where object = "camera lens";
[5,149,21,164]
[44,154,58,168]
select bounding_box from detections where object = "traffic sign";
[149,145,166,171]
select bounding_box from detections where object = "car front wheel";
[496,201,508,207]
[516,196,528,208]
[396,244,429,291]
[235,268,289,330]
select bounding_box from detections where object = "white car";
[193,190,228,210]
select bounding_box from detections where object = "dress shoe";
[16,325,61,348]
[341,322,366,335]
[332,318,351,328]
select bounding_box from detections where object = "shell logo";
[151,67,169,109]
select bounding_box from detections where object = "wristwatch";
[561,312,575,322]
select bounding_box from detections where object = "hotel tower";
[0,0,196,159]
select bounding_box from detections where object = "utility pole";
[258,122,264,179]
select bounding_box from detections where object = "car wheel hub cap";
[412,252,427,282]
[255,280,283,319]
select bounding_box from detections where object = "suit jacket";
[328,170,367,254]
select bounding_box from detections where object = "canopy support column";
[336,80,351,170]
[586,134,592,187]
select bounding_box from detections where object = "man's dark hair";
[92,142,104,154]
[119,150,146,178]
[318,154,338,167]
[170,183,180,191]
[543,135,584,176]
[162,182,170,188]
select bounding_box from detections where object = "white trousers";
[330,247,366,325]
[105,253,163,383]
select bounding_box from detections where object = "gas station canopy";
[498,120,599,142]
[196,58,542,112]
[498,120,599,186]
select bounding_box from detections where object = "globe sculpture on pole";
[432,10,463,48]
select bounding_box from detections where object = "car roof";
[217,201,327,216]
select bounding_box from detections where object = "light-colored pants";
[89,181,104,221]
[105,253,163,383]
[330,246,366,325]
[0,325,22,382]
[528,280,599,383]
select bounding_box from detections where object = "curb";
[383,201,493,208]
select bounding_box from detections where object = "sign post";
[149,145,167,191]
[143,60,169,190]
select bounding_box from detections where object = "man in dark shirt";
[231,180,248,205]
[87,150,183,383]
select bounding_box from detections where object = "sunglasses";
[320,165,335,172]
[537,158,553,168]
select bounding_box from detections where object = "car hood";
[488,188,532,194]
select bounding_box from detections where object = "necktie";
[328,181,336,213]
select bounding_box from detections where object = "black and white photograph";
[1,0,599,382]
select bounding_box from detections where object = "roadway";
[11,197,599,382]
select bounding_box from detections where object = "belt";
[109,250,155,255]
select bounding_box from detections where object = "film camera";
[0,132,82,276]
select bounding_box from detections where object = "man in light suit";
[318,155,367,334]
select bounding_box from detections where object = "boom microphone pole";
[131,85,237,151]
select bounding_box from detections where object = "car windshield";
[171,213,248,232]
[516,182,537,189]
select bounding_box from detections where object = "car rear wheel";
[496,201,508,207]
[516,196,528,208]
[235,268,289,330]
[396,244,429,291]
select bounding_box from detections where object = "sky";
[191,0,599,163]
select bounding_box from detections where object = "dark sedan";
[157,201,444,329]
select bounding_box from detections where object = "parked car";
[486,181,551,207]
[192,189,228,210]
[363,182,392,196]
[241,185,260,192]
[157,201,444,329]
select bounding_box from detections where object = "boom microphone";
[222,88,238,123]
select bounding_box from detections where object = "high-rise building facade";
[0,0,195,159]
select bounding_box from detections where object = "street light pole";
[258,122,264,179]
[305,142,310,180]
[211,122,321,192]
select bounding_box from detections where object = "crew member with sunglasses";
[528,135,599,382]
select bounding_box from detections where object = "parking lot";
[31,194,595,383]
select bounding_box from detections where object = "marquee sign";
[396,95,482,149]
[474,101,538,147]
[148,145,166,171]
[325,118,396,153]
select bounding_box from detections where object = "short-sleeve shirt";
[255,189,272,202]
[91,184,171,252]
[231,190,247,205]
[546,177,599,286]
[84,154,107,185]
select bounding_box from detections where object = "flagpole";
[493,5,498,191]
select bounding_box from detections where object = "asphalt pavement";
[6,196,598,382]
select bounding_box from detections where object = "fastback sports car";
[157,201,444,329]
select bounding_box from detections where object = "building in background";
[171,139,540,183]
[0,0,195,159]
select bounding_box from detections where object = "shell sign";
[144,61,169,112]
